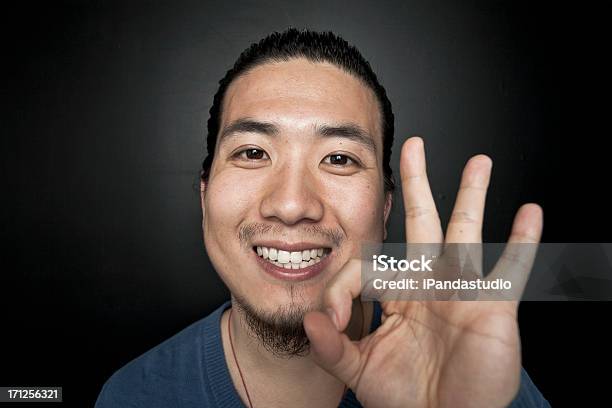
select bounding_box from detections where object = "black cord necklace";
[227,302,365,407]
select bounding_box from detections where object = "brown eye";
[230,147,270,168]
[233,147,269,161]
[324,154,356,166]
[330,154,348,165]
[245,148,265,160]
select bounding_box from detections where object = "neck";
[221,298,372,407]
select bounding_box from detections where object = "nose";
[259,162,324,225]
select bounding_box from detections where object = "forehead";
[221,58,382,144]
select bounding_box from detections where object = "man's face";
[201,57,391,317]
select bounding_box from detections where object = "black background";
[2,0,610,406]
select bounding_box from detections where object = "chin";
[237,282,325,316]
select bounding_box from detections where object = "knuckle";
[448,210,479,225]
[458,184,487,192]
[322,286,339,307]
[401,173,424,183]
[500,250,521,263]
[509,231,540,243]
[500,251,531,272]
[405,206,436,220]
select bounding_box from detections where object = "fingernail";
[326,307,339,330]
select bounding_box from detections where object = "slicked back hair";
[201,27,395,194]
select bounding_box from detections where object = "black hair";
[201,27,395,193]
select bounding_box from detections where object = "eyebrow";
[218,117,377,153]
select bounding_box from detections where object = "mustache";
[238,223,344,249]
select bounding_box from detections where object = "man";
[96,28,550,407]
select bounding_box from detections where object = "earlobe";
[383,192,393,240]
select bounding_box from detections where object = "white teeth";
[277,250,290,264]
[256,246,328,269]
[290,251,302,264]
[269,248,278,261]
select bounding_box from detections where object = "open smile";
[251,244,333,281]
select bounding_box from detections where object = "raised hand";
[304,136,543,408]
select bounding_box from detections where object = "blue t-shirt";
[95,301,551,407]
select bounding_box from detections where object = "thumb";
[304,310,362,388]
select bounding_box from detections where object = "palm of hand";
[353,301,520,408]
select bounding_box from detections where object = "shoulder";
[509,367,551,408]
[94,301,231,408]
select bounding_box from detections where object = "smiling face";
[201,57,392,317]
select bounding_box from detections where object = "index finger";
[400,137,444,244]
[321,258,362,332]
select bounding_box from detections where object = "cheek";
[203,171,261,250]
[321,175,386,243]
[202,170,268,296]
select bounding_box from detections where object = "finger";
[304,311,362,388]
[400,137,444,244]
[486,203,544,303]
[445,154,492,244]
[322,258,362,332]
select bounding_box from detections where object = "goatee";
[232,292,313,358]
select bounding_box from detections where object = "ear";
[200,178,207,219]
[383,191,393,240]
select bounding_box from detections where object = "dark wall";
[2,1,609,406]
